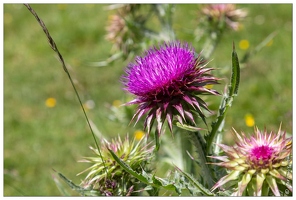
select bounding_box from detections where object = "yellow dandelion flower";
[45,97,56,108]
[239,39,250,50]
[134,130,145,140]
[112,100,122,108]
[244,113,255,127]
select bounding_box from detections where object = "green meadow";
[4,4,292,196]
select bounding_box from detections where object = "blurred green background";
[4,4,292,196]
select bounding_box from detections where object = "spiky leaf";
[176,166,214,196]
[229,42,240,97]
[57,172,101,196]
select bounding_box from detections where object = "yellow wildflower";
[134,130,145,140]
[45,97,56,108]
[244,113,255,127]
[205,84,213,89]
[239,39,250,50]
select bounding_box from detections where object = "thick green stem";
[202,20,225,60]
[206,95,230,155]
[206,43,240,155]
[202,31,221,60]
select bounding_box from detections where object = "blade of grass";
[23,4,107,174]
[57,171,101,196]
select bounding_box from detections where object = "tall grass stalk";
[23,3,107,174]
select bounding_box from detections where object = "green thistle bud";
[77,135,154,196]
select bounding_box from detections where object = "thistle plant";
[92,4,176,66]
[104,5,147,57]
[210,126,292,196]
[196,4,248,59]
[201,4,248,31]
[105,14,127,52]
[23,3,292,197]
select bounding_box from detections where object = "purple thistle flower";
[122,41,220,136]
[209,125,292,196]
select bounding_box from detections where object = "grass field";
[4,4,292,196]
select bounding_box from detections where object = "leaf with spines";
[52,171,71,196]
[108,148,191,195]
[56,171,101,196]
[229,42,240,97]
[176,166,215,196]
[187,131,214,187]
[176,122,204,132]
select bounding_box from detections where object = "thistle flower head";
[210,125,292,196]
[201,4,247,31]
[78,135,154,196]
[122,41,219,136]
[105,14,127,50]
